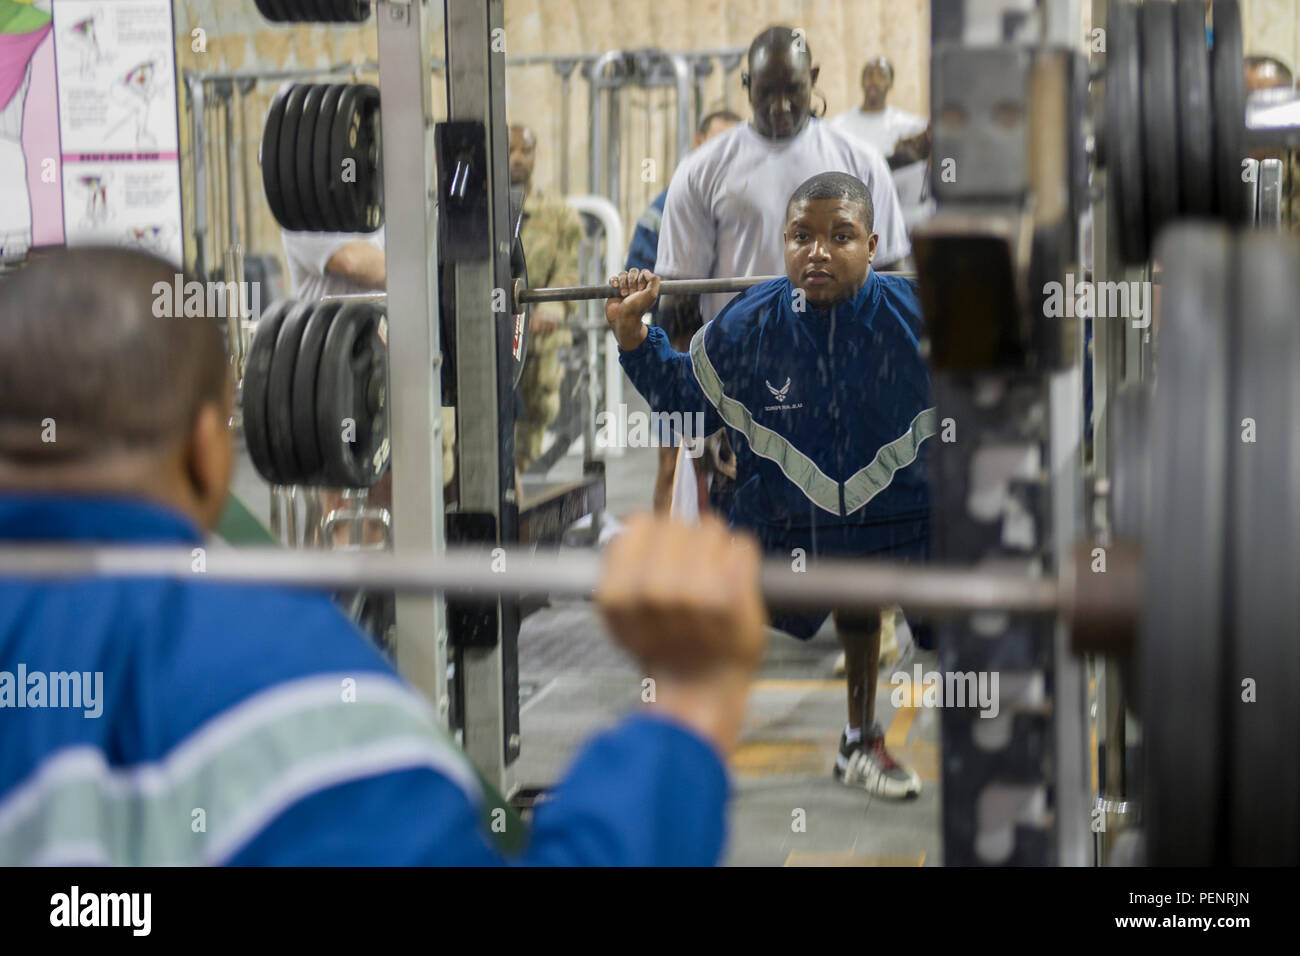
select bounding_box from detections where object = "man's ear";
[810,65,820,87]
[186,397,234,532]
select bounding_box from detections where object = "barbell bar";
[513,274,782,310]
[0,542,1125,622]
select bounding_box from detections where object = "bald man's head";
[509,123,537,189]
[0,247,233,527]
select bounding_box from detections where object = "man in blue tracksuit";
[607,171,934,798]
[0,247,766,865]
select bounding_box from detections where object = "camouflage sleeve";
[553,202,584,322]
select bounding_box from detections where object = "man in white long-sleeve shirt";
[656,25,909,323]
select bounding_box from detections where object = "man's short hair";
[697,109,741,137]
[862,56,895,85]
[0,247,228,463]
[1245,54,1294,87]
[785,172,875,232]
[747,25,812,72]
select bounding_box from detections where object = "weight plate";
[1212,0,1247,222]
[1175,0,1214,215]
[296,84,326,231]
[292,300,345,483]
[353,84,383,232]
[511,233,530,389]
[312,85,346,233]
[337,0,371,22]
[1107,384,1149,541]
[329,86,365,233]
[1140,2,1180,241]
[316,303,389,488]
[267,300,317,486]
[278,84,311,232]
[1105,1,1148,264]
[1141,224,1231,865]
[241,300,293,485]
[261,86,292,230]
[253,0,286,22]
[279,0,306,20]
[1228,233,1300,864]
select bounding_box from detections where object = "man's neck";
[860,102,886,114]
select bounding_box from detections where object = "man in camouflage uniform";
[510,124,585,473]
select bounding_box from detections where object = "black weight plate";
[1212,0,1247,222]
[353,85,384,232]
[1175,0,1214,215]
[241,300,293,484]
[296,84,326,231]
[292,300,344,483]
[313,85,346,232]
[317,303,389,488]
[1106,1,1148,264]
[267,300,317,486]
[1228,234,1300,864]
[277,85,311,232]
[1141,3,1180,243]
[1141,224,1231,866]
[329,86,365,233]
[511,233,530,388]
[261,86,292,230]
[334,0,370,22]
[279,0,307,20]
[1107,384,1150,541]
[253,0,287,22]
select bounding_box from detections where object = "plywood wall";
[170,1,1297,274]
[171,0,931,271]
[1243,0,1300,70]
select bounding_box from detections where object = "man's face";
[783,198,877,308]
[748,45,818,140]
[509,126,536,187]
[862,65,891,109]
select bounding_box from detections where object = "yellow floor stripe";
[731,740,826,778]
[784,850,927,867]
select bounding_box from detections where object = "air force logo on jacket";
[620,269,934,541]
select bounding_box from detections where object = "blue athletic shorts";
[748,520,930,641]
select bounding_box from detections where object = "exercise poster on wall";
[0,0,183,266]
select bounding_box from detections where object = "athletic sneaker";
[834,724,922,799]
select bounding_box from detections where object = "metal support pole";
[444,0,519,788]
[376,0,452,726]
[667,53,692,168]
[187,75,208,279]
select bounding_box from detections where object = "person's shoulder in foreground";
[0,247,768,867]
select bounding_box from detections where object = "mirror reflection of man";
[624,109,742,515]
[509,123,585,477]
[830,56,932,230]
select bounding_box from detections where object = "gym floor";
[232,385,943,866]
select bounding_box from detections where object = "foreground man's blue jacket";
[620,270,934,550]
[0,496,727,866]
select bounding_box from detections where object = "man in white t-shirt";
[656,26,909,323]
[280,227,386,301]
[830,57,933,230]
